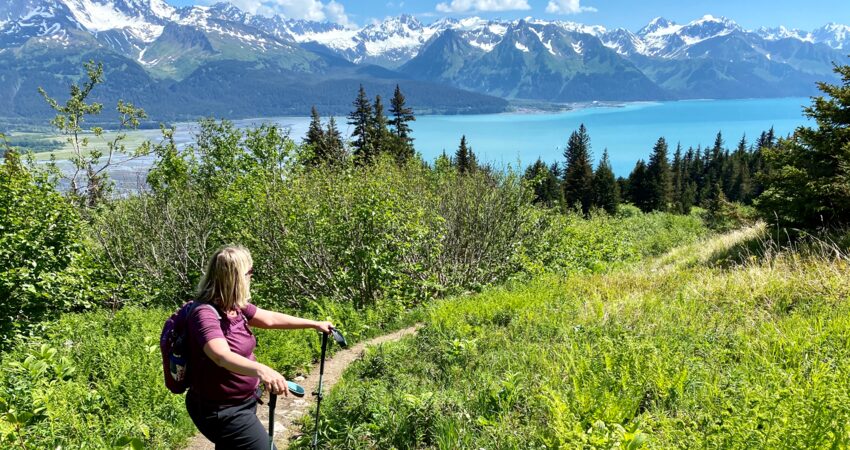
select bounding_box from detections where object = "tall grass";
[305,230,850,449]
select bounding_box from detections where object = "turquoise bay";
[253,97,812,176]
[77,97,813,184]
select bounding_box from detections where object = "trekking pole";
[268,392,277,450]
[311,331,329,449]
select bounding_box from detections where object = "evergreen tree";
[757,62,850,226]
[348,85,374,165]
[592,149,620,214]
[681,182,697,213]
[323,116,346,165]
[646,137,673,211]
[616,176,629,205]
[671,143,685,213]
[729,135,751,202]
[524,158,563,208]
[304,106,326,165]
[390,84,415,147]
[563,124,594,215]
[370,94,391,158]
[435,149,453,173]
[454,135,476,174]
[704,182,730,229]
[627,159,651,211]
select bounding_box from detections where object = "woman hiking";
[185,245,332,449]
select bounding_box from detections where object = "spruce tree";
[671,143,684,213]
[627,159,650,211]
[592,149,620,214]
[348,85,374,165]
[757,62,850,226]
[304,106,326,165]
[324,116,346,165]
[455,135,475,174]
[524,158,563,208]
[646,137,673,211]
[563,124,594,215]
[370,94,391,158]
[390,84,415,146]
[730,135,751,202]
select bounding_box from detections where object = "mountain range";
[1,0,848,123]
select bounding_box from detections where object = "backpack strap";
[195,303,221,320]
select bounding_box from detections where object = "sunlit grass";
[308,229,850,449]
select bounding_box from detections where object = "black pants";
[186,392,277,450]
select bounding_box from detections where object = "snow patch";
[60,0,164,42]
[514,41,529,52]
[544,39,557,55]
[467,40,496,52]
[571,41,583,55]
[149,0,175,20]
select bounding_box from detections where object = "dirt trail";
[185,325,421,450]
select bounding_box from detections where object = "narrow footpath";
[185,325,421,450]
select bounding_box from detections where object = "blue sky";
[168,0,850,31]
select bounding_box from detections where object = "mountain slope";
[402,21,666,102]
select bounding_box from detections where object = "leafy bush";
[0,307,195,449]
[756,61,850,227]
[0,150,100,347]
[520,208,707,276]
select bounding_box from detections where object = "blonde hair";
[196,245,253,311]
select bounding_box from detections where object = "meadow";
[308,226,850,449]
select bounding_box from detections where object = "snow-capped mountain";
[2,0,847,66]
[757,23,849,50]
[0,0,848,121]
[627,15,743,58]
[811,23,850,49]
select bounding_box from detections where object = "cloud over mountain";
[436,0,530,13]
[222,0,351,25]
[545,0,596,15]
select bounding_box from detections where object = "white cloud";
[324,1,352,27]
[435,0,531,13]
[226,0,352,25]
[545,0,597,15]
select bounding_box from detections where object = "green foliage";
[563,124,594,216]
[592,150,620,215]
[519,209,706,277]
[434,165,533,292]
[0,150,99,347]
[453,135,477,174]
[646,137,673,212]
[247,157,445,309]
[349,85,375,165]
[309,232,850,449]
[524,158,564,208]
[389,84,416,162]
[757,62,850,227]
[38,60,149,208]
[0,307,196,449]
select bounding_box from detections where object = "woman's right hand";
[258,364,288,397]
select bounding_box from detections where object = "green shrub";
[0,307,195,449]
[0,150,99,347]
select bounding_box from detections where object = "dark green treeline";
[524,124,776,216]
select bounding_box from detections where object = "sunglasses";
[246,267,254,277]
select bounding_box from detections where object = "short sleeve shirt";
[187,303,259,405]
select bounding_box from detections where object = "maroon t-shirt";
[187,303,260,405]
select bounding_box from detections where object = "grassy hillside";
[306,225,850,449]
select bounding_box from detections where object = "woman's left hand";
[313,321,334,334]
